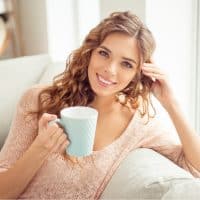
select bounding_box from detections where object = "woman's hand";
[32,113,69,156]
[141,61,177,109]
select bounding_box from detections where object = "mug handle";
[48,118,63,127]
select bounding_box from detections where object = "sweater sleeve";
[140,117,200,178]
[0,86,43,171]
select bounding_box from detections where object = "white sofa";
[0,54,65,149]
[0,54,200,199]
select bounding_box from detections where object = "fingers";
[61,140,69,152]
[142,71,165,82]
[39,113,57,129]
[39,113,61,138]
[57,140,69,156]
[142,62,166,82]
[50,127,64,142]
[38,127,61,151]
[51,132,69,153]
[142,64,164,75]
[36,113,70,155]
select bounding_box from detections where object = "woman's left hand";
[142,62,176,109]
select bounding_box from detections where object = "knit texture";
[0,85,199,199]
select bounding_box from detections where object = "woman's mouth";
[96,73,117,87]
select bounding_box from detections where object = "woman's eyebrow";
[99,45,137,64]
[122,57,137,64]
[99,46,111,53]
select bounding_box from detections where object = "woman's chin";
[93,89,116,98]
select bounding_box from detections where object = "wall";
[16,0,145,61]
[100,0,145,21]
[46,0,100,61]
[146,0,195,130]
[17,0,48,55]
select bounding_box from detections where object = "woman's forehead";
[99,33,140,63]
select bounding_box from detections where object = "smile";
[96,73,117,87]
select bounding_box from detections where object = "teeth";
[98,75,114,85]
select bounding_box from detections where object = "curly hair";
[33,11,156,120]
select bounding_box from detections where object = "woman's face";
[88,32,140,97]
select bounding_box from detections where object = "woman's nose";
[104,62,117,75]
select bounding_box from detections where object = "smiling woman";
[87,33,139,98]
[0,11,200,200]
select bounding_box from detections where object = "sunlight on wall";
[77,0,100,45]
[46,0,100,62]
[46,0,76,61]
[145,0,195,131]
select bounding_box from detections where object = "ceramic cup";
[50,106,98,157]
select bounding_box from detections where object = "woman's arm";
[0,86,69,199]
[0,143,49,199]
[142,62,200,171]
[0,112,68,199]
[165,99,200,170]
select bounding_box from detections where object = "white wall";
[16,0,145,61]
[194,0,200,133]
[46,0,100,62]
[146,0,195,129]
[100,0,145,22]
[77,0,100,45]
[17,0,48,55]
[45,0,76,62]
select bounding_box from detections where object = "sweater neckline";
[91,107,139,155]
[57,107,139,163]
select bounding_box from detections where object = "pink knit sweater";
[0,85,199,199]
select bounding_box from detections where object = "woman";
[0,11,200,199]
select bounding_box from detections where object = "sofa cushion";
[0,54,51,149]
[101,148,200,199]
[38,62,65,84]
[162,179,200,199]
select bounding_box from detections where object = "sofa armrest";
[0,54,51,149]
[101,148,200,199]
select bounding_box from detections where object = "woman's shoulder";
[18,84,51,110]
[23,84,51,97]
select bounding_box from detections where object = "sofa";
[0,54,66,149]
[0,54,200,199]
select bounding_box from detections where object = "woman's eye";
[122,61,133,69]
[98,50,109,58]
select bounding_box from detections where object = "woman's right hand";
[32,113,69,155]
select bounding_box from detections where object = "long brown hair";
[34,11,156,119]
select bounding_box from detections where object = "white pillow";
[101,148,200,199]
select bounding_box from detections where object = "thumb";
[39,113,57,128]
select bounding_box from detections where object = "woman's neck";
[89,95,120,114]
